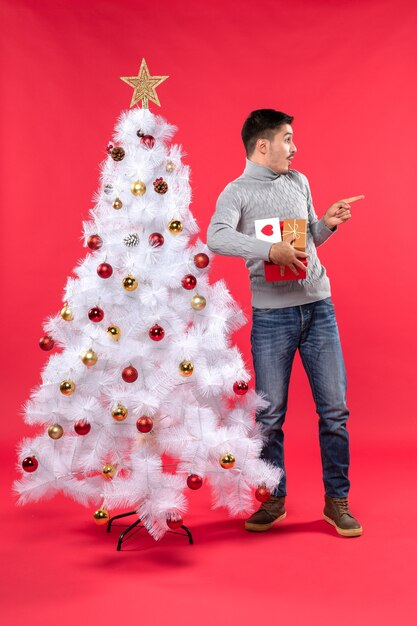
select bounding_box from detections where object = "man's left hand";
[323,195,365,229]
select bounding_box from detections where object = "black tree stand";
[107,510,194,550]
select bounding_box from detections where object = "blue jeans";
[251,297,350,498]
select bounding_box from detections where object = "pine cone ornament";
[124,233,140,247]
[111,146,125,161]
[153,177,168,194]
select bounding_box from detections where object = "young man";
[207,109,363,537]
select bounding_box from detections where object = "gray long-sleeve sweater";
[207,159,335,309]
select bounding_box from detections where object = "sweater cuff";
[252,238,273,261]
[313,218,337,246]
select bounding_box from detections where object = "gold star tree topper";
[120,59,169,109]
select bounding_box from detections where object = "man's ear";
[256,138,268,154]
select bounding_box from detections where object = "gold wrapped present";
[282,219,307,250]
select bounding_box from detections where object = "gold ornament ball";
[220,453,236,469]
[191,294,206,311]
[60,380,76,395]
[112,404,128,421]
[166,160,176,173]
[112,198,123,210]
[131,180,146,196]
[48,423,64,440]
[107,325,121,340]
[122,275,138,291]
[168,219,183,235]
[179,360,194,377]
[102,463,116,480]
[81,348,98,367]
[60,304,73,321]
[93,508,109,525]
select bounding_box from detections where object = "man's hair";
[241,109,294,156]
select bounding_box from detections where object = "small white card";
[254,217,282,243]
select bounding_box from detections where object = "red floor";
[2,438,416,626]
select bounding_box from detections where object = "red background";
[1,0,416,624]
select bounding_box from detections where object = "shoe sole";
[323,514,363,537]
[244,511,287,532]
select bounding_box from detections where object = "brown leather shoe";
[323,495,363,537]
[245,496,287,532]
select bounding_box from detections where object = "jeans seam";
[299,347,319,408]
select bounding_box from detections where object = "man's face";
[263,124,297,174]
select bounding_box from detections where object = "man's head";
[241,109,297,174]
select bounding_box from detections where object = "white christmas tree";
[15,60,282,540]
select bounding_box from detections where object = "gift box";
[259,219,308,282]
[264,257,307,281]
[282,219,307,250]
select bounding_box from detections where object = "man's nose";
[291,143,297,153]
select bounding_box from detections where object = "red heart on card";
[261,224,274,236]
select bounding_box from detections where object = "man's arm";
[302,173,364,241]
[303,175,337,247]
[208,185,308,272]
[207,186,272,261]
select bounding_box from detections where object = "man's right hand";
[268,234,308,276]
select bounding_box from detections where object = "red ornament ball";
[22,456,38,473]
[97,262,113,279]
[74,420,91,436]
[39,335,55,351]
[88,306,104,323]
[149,324,165,341]
[149,233,164,247]
[122,365,138,383]
[166,515,183,530]
[255,486,271,503]
[181,274,197,290]
[194,253,209,269]
[233,381,249,395]
[87,234,103,250]
[136,416,153,433]
[187,474,203,490]
[141,134,155,149]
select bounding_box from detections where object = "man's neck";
[248,155,271,169]
[244,158,280,181]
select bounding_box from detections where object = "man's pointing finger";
[341,195,365,204]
